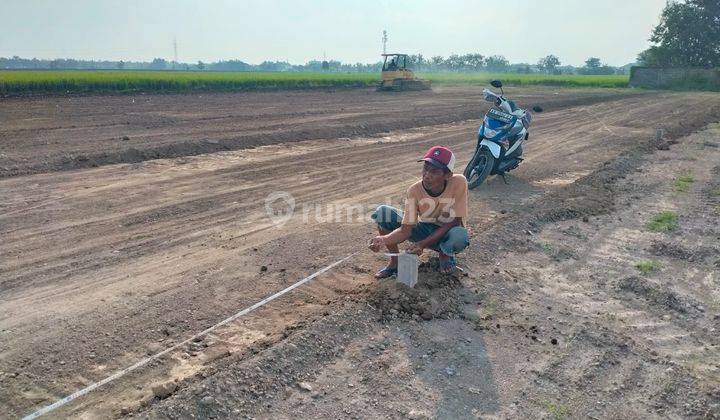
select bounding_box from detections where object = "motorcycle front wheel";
[464,148,495,190]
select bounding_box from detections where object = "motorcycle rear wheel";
[464,148,495,190]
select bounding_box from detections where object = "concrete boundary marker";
[22,252,358,420]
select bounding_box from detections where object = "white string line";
[22,252,358,420]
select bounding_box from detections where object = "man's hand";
[407,242,425,255]
[368,236,386,252]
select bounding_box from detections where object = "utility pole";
[173,37,178,70]
[322,50,329,71]
[382,30,388,54]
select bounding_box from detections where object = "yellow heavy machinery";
[377,53,431,91]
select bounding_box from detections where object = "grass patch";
[545,401,570,420]
[647,211,679,232]
[0,70,630,95]
[422,72,629,88]
[540,242,555,255]
[480,296,498,320]
[673,174,695,192]
[605,312,619,322]
[635,260,662,274]
[662,379,676,394]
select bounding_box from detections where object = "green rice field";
[423,72,629,88]
[0,70,630,95]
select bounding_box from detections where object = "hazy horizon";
[1,0,666,67]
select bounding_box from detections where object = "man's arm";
[383,224,414,245]
[369,224,414,252]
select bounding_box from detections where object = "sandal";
[374,266,398,279]
[439,256,457,275]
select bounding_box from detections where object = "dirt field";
[0,87,642,177]
[1,86,719,419]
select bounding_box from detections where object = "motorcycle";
[463,80,542,189]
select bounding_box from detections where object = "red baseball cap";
[418,145,456,172]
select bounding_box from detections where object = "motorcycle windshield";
[486,116,510,130]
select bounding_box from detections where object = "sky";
[0,0,667,67]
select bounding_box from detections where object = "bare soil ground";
[1,87,719,419]
[0,87,642,177]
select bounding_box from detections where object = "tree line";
[0,54,630,75]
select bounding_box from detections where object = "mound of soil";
[616,276,698,315]
[647,240,716,262]
[370,259,464,321]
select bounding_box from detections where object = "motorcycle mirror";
[532,106,544,113]
[490,80,503,88]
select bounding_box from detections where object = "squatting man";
[368,145,470,277]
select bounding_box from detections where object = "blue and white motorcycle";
[463,80,542,189]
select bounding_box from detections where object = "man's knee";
[372,205,394,220]
[371,205,400,231]
[440,226,470,255]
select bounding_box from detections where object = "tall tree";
[149,58,168,70]
[638,0,720,67]
[579,57,617,75]
[407,54,426,70]
[538,55,561,74]
[584,57,601,70]
[430,56,445,71]
[485,55,509,72]
[462,53,485,71]
[445,54,464,71]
